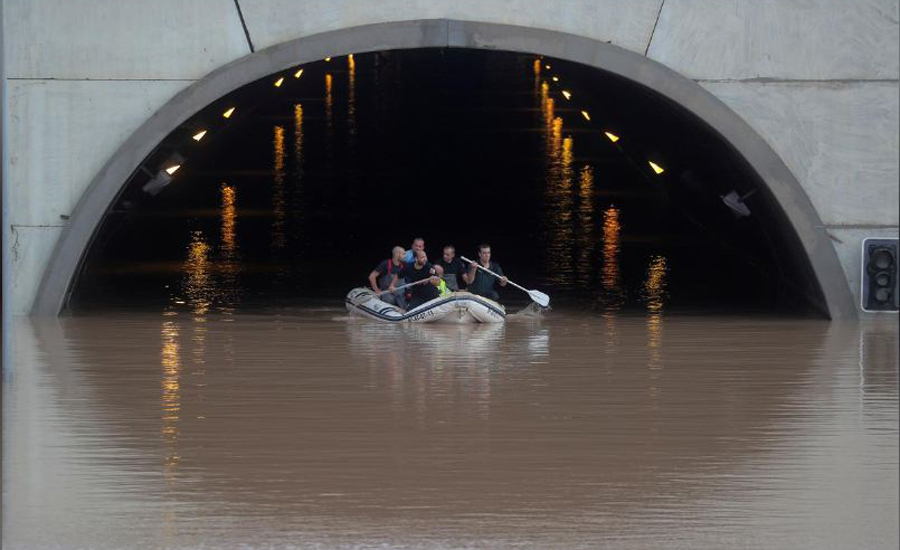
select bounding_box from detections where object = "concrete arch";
[31,19,857,319]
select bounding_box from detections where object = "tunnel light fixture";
[604,131,620,143]
[552,76,559,82]
[581,110,591,121]
[721,189,757,218]
[274,77,285,87]
[294,68,304,78]
[142,154,184,196]
[648,161,665,175]
[222,107,236,119]
[192,130,208,142]
[562,90,571,100]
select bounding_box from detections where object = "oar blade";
[529,289,550,307]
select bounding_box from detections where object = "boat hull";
[345,288,505,323]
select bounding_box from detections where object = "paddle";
[460,255,550,307]
[376,277,433,297]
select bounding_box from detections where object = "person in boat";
[466,243,508,301]
[368,246,407,308]
[403,237,444,276]
[389,249,441,310]
[434,244,468,291]
[402,237,425,264]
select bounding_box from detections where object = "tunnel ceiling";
[69,48,826,315]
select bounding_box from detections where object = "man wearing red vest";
[368,246,407,308]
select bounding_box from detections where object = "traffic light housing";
[861,238,899,312]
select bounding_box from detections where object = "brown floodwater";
[3,311,898,549]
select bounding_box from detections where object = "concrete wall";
[3,0,898,317]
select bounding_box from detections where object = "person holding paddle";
[368,246,407,308]
[465,243,507,301]
[389,249,441,310]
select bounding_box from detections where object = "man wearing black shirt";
[434,244,467,291]
[466,243,507,301]
[390,249,441,309]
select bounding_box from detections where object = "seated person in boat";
[389,249,441,310]
[368,246,407,308]
[466,243,508,301]
[434,244,468,291]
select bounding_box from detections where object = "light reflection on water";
[324,72,334,162]
[347,54,357,143]
[271,125,287,250]
[599,206,625,311]
[3,314,897,549]
[290,103,306,245]
[181,231,212,315]
[160,318,181,478]
[575,165,595,287]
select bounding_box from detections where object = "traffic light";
[861,238,899,312]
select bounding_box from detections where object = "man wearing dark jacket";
[466,243,507,301]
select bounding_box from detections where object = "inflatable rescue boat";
[345,287,505,323]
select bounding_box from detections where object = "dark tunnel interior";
[69,48,826,316]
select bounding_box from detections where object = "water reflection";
[597,206,625,311]
[220,184,237,254]
[575,165,595,286]
[325,72,334,162]
[180,231,212,314]
[271,125,286,250]
[346,322,509,422]
[643,256,668,407]
[172,195,243,314]
[293,104,304,172]
[642,255,669,313]
[4,314,897,549]
[538,72,581,287]
[291,104,306,244]
[219,183,241,313]
[160,318,181,478]
[859,325,900,413]
[347,54,357,141]
[541,118,571,284]
[532,58,542,106]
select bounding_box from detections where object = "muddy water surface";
[3,312,898,549]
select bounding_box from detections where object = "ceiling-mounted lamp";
[720,189,757,218]
[142,154,185,196]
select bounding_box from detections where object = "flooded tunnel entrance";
[68,48,825,315]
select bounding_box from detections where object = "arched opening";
[32,20,853,318]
